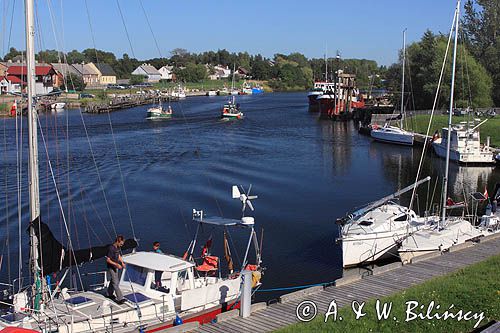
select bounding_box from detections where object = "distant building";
[158,65,174,81]
[91,63,117,85]
[72,63,100,87]
[51,63,81,88]
[237,67,250,78]
[131,64,161,82]
[208,65,231,80]
[5,65,56,94]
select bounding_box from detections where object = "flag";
[10,100,17,117]
[484,186,489,201]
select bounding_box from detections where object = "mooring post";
[240,270,252,318]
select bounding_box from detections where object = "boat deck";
[193,233,500,333]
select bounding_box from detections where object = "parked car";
[79,93,95,99]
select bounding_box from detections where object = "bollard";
[240,270,252,318]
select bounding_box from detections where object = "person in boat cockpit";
[106,235,126,304]
[153,241,163,288]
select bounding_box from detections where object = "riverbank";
[406,114,500,147]
[192,233,500,333]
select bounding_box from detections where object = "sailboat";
[0,2,263,331]
[221,65,243,119]
[337,177,432,267]
[146,98,173,120]
[371,29,414,146]
[398,0,486,262]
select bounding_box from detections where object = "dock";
[189,233,500,333]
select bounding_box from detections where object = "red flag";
[483,186,489,200]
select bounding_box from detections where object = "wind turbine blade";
[248,195,258,200]
[242,202,247,212]
[232,185,241,199]
[247,200,254,211]
[248,184,253,196]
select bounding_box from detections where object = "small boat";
[431,120,495,164]
[371,30,414,146]
[221,96,243,119]
[371,124,414,146]
[240,81,253,95]
[171,84,186,99]
[146,99,173,120]
[337,177,431,267]
[51,102,66,110]
[206,90,217,96]
[217,88,229,96]
[252,86,264,94]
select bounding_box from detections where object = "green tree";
[463,0,500,105]
[61,73,86,91]
[129,74,145,85]
[3,47,22,61]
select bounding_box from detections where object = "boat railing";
[83,270,108,291]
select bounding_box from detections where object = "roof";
[122,252,194,272]
[72,63,99,76]
[94,63,116,76]
[0,329,40,333]
[7,65,54,76]
[6,75,25,84]
[51,63,80,76]
[139,64,160,75]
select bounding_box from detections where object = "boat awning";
[194,216,251,227]
[122,252,194,272]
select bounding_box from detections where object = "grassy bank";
[277,254,500,333]
[405,114,500,147]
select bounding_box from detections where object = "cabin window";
[394,215,408,222]
[125,264,148,286]
[358,221,373,226]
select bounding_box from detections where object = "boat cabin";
[441,124,482,150]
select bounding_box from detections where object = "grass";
[276,255,500,333]
[405,114,500,147]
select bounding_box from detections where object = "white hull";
[398,218,485,263]
[371,127,414,146]
[432,140,494,164]
[51,102,66,110]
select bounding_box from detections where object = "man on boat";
[153,241,163,288]
[106,235,126,304]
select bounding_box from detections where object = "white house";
[158,65,174,81]
[208,65,231,80]
[131,64,162,83]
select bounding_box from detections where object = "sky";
[1,0,461,66]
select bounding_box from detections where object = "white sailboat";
[0,2,263,331]
[337,177,432,267]
[398,0,486,262]
[371,29,414,146]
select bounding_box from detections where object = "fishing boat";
[171,84,186,99]
[307,52,333,111]
[371,30,414,146]
[146,99,173,120]
[317,72,364,118]
[431,119,495,164]
[0,2,263,331]
[252,86,264,94]
[398,0,487,262]
[337,177,431,267]
[221,65,243,119]
[240,81,252,95]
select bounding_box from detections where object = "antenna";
[232,185,258,217]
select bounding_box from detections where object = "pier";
[186,233,500,333]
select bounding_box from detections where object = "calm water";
[1,92,499,300]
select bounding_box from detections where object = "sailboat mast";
[325,44,328,83]
[400,29,406,129]
[441,0,460,228]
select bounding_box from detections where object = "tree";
[3,47,22,61]
[463,0,500,105]
[173,63,207,82]
[61,73,86,91]
[130,74,145,85]
[37,49,61,63]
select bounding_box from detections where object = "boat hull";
[371,129,414,146]
[432,141,495,164]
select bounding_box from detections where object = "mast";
[25,0,42,309]
[325,44,328,83]
[231,64,236,104]
[400,29,407,129]
[441,0,460,228]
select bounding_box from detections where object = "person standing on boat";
[106,235,126,304]
[153,241,163,287]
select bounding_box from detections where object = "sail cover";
[30,219,138,275]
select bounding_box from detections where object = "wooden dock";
[188,234,500,333]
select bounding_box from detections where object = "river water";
[1,92,499,300]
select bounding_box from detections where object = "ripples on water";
[1,92,498,300]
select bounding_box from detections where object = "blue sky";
[1,0,460,66]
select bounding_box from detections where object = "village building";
[207,65,231,80]
[131,64,161,82]
[51,63,81,88]
[158,65,174,81]
[4,64,56,95]
[72,62,100,87]
[90,63,117,85]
